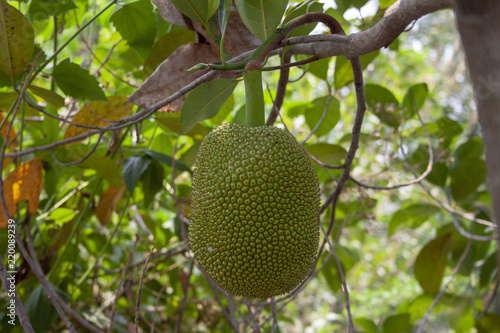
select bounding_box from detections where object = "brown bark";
[453,0,500,273]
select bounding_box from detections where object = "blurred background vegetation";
[0,0,498,332]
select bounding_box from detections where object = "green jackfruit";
[189,123,320,299]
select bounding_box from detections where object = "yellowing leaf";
[63,96,132,141]
[0,1,35,80]
[0,113,17,148]
[0,158,43,228]
[96,182,126,226]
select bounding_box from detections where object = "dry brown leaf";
[63,96,132,141]
[222,6,261,57]
[152,0,194,30]
[127,43,221,112]
[0,157,43,228]
[96,182,126,226]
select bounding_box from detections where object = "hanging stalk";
[244,64,265,127]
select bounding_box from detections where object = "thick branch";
[452,0,500,276]
[283,0,453,59]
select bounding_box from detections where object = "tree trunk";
[453,0,500,272]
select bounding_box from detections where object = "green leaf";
[477,313,500,333]
[218,0,232,60]
[304,96,340,138]
[234,0,288,41]
[0,92,37,116]
[25,285,57,332]
[450,156,487,202]
[414,233,452,295]
[52,59,107,101]
[0,1,35,81]
[411,117,462,148]
[28,85,65,109]
[334,50,379,89]
[388,203,440,236]
[426,162,448,187]
[28,0,77,21]
[83,231,108,255]
[283,1,324,37]
[110,0,156,59]
[448,298,475,332]
[453,138,484,165]
[179,142,200,168]
[140,210,172,248]
[141,159,164,208]
[365,83,400,128]
[180,79,239,133]
[48,207,76,226]
[407,145,448,187]
[353,317,377,333]
[144,29,196,78]
[382,313,413,333]
[305,143,347,167]
[122,156,152,194]
[61,146,123,187]
[479,252,497,288]
[170,0,218,25]
[157,116,211,141]
[308,57,331,81]
[402,83,428,117]
[209,93,234,125]
[320,252,341,292]
[141,149,192,174]
[407,294,443,322]
[380,0,398,9]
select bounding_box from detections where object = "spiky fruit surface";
[189,123,320,299]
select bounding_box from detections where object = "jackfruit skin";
[189,123,320,299]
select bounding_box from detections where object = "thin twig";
[416,239,472,333]
[17,235,91,332]
[245,297,261,333]
[25,218,77,332]
[136,247,155,333]
[50,133,104,166]
[174,260,195,333]
[95,38,123,75]
[271,297,280,333]
[451,214,495,242]
[109,235,139,333]
[171,136,190,237]
[266,52,290,126]
[93,245,187,277]
[422,182,496,228]
[301,83,333,145]
[350,107,434,190]
[200,265,240,332]
[320,55,366,215]
[22,97,111,130]
[333,251,354,332]
[150,283,167,333]
[0,53,41,333]
[478,279,499,319]
[20,220,102,332]
[263,55,319,71]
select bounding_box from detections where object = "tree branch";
[284,0,453,60]
[452,0,500,279]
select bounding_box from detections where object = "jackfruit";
[189,123,320,299]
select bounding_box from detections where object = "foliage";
[0,0,498,332]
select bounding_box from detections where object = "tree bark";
[453,0,500,273]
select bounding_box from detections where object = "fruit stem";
[244,65,265,127]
